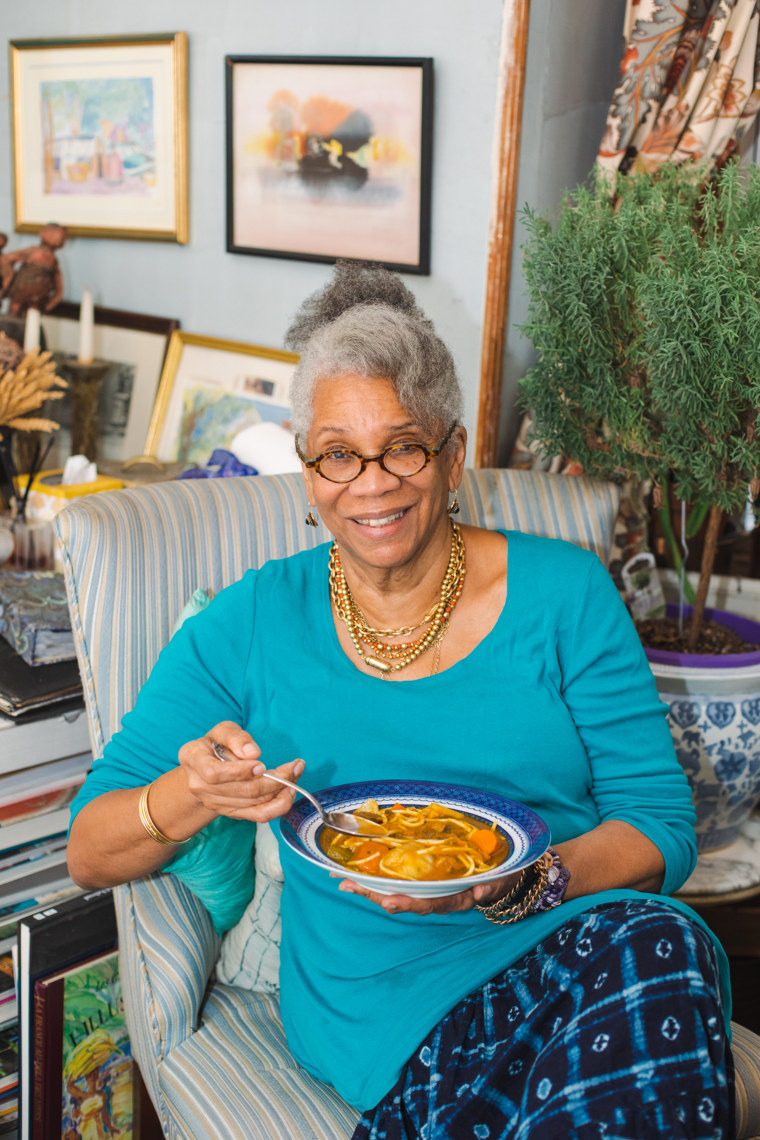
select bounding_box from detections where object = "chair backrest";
[54,469,619,761]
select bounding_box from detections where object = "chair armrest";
[114,874,220,1108]
[732,1021,760,1140]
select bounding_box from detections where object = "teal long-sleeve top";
[69,531,729,1111]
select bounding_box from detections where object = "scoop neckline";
[317,528,515,686]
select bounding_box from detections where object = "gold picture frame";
[10,32,189,243]
[144,331,299,465]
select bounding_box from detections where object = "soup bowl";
[280,778,551,897]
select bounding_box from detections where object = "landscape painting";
[10,34,188,241]
[40,76,156,198]
[144,332,298,465]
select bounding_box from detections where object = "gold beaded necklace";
[329,521,466,676]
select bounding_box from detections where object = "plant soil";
[635,616,760,656]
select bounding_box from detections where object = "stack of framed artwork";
[39,304,179,467]
[6,34,438,466]
[144,333,298,466]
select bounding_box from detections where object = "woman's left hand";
[335,869,525,916]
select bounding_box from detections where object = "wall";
[498,0,627,459]
[0,0,624,463]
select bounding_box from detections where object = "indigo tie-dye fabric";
[353,900,733,1140]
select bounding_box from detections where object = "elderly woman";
[67,263,733,1139]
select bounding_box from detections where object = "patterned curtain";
[599,0,760,174]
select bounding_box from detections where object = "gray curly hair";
[285,262,464,439]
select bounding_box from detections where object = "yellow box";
[18,468,124,502]
[17,469,124,525]
[16,469,124,571]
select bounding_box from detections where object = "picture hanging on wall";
[225,55,433,274]
[10,33,189,242]
[144,331,299,465]
[40,302,179,464]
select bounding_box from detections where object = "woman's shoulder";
[498,527,600,577]
[214,541,331,604]
[168,542,331,655]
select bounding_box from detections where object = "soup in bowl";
[281,779,550,898]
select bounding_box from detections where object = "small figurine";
[0,223,67,316]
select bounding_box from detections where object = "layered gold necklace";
[328,521,466,677]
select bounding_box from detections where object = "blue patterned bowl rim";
[281,778,551,893]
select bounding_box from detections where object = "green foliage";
[519,162,760,517]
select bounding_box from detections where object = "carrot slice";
[353,839,391,875]
[470,829,502,857]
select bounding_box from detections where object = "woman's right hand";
[178,719,305,824]
[68,720,303,890]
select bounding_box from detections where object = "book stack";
[0,947,17,1124]
[0,899,78,1136]
[0,1021,18,1133]
[0,638,81,719]
[0,753,90,925]
[0,569,82,718]
[0,571,75,669]
[12,888,138,1140]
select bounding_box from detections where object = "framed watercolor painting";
[144,332,299,465]
[225,55,433,273]
[40,302,179,464]
[10,33,189,242]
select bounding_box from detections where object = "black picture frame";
[225,55,433,274]
[40,302,179,465]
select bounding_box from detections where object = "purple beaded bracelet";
[529,847,570,913]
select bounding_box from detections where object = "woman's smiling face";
[302,374,465,574]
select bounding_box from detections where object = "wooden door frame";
[474,0,531,468]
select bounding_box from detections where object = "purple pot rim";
[643,604,760,669]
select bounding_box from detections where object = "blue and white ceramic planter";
[646,605,760,852]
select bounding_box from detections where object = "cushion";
[163,815,256,935]
[216,821,284,992]
[159,985,358,1139]
[172,586,213,633]
[163,584,257,938]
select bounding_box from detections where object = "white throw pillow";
[216,821,284,993]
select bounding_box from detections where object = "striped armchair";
[55,470,760,1139]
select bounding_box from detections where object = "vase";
[646,604,760,851]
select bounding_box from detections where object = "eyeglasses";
[295,422,457,484]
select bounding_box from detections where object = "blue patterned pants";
[352,900,734,1140]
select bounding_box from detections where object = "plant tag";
[621,553,666,622]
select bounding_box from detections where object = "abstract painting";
[226,56,433,273]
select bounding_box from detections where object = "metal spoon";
[211,742,385,838]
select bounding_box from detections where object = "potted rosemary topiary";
[519,161,760,861]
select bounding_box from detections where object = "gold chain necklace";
[329,521,466,675]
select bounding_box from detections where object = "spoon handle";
[260,772,332,820]
[211,743,322,817]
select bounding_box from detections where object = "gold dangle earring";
[447,489,460,516]
[305,506,319,527]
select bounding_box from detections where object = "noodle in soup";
[320,799,510,881]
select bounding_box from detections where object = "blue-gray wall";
[0,1,625,462]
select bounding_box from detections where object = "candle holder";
[58,358,110,461]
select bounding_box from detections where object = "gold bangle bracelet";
[138,781,190,847]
